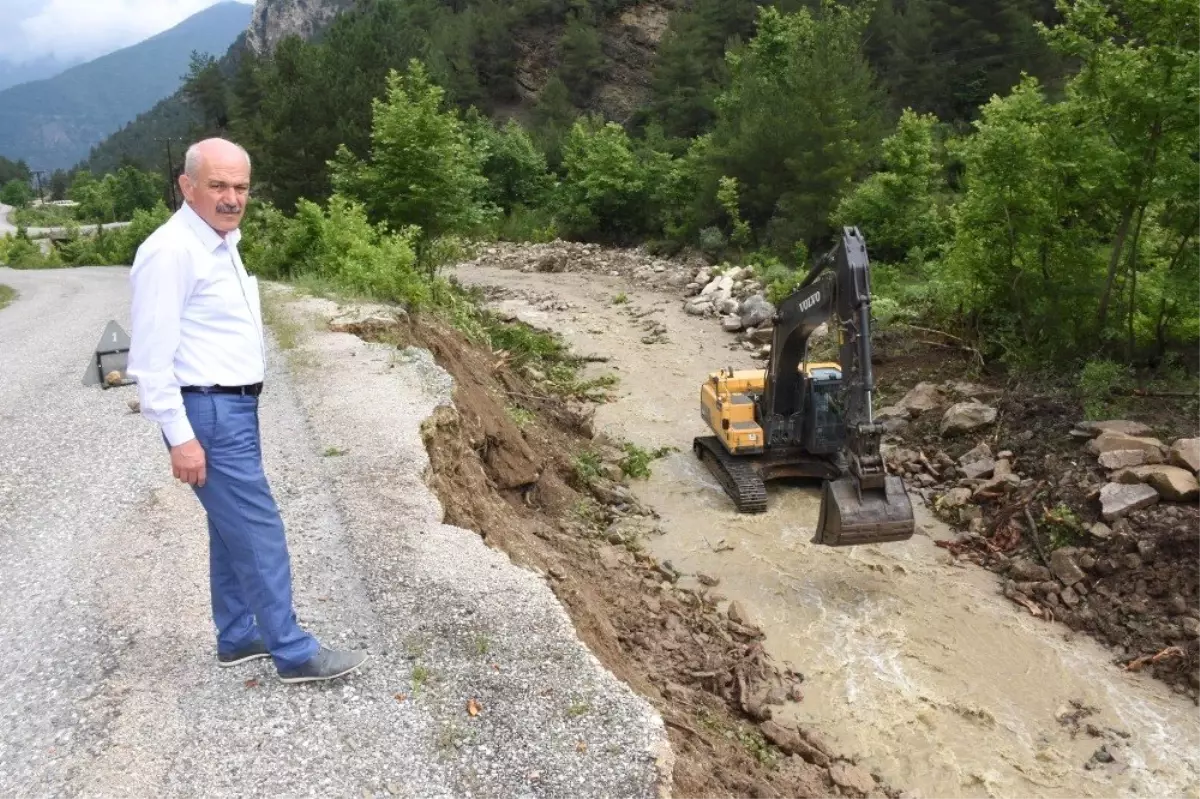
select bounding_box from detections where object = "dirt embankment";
[334,308,897,799]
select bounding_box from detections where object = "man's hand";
[171,439,207,487]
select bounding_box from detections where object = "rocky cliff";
[246,0,354,54]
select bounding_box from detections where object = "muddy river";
[452,263,1200,799]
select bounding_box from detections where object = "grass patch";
[260,288,306,351]
[506,404,535,429]
[323,446,349,457]
[566,699,591,718]
[11,205,78,228]
[612,292,628,305]
[573,451,604,485]
[0,284,15,310]
[619,443,675,479]
[411,663,432,694]
[472,634,491,657]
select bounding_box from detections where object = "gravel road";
[0,203,15,236]
[0,266,669,799]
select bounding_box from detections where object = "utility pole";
[154,136,183,210]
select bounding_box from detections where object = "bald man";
[127,138,368,684]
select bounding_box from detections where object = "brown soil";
[346,310,898,799]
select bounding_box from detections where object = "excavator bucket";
[812,475,915,547]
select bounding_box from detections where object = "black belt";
[181,383,263,396]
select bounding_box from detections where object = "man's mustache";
[216,203,242,214]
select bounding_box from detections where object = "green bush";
[1078,358,1133,420]
[0,232,62,268]
[556,116,663,242]
[242,194,431,309]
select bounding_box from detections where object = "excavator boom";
[809,227,914,546]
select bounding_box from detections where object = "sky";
[0,0,255,65]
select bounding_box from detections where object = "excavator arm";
[773,227,915,546]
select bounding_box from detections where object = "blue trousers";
[179,391,320,671]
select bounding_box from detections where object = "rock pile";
[461,240,703,287]
[1074,424,1200,518]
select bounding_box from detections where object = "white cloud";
[0,0,255,65]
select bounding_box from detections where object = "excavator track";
[693,436,768,513]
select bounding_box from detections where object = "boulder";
[993,458,1013,478]
[1099,482,1159,522]
[944,380,1002,399]
[721,315,743,332]
[1141,465,1199,502]
[328,307,407,337]
[1098,449,1156,470]
[739,295,776,329]
[875,405,910,421]
[1169,438,1200,474]
[829,762,876,795]
[959,442,996,480]
[940,402,997,436]
[1050,549,1085,586]
[1073,420,1154,438]
[1086,432,1165,457]
[700,277,723,297]
[685,298,713,316]
[1009,558,1053,583]
[897,382,945,416]
[534,253,567,272]
[717,297,740,316]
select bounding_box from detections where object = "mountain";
[0,56,83,93]
[0,2,253,171]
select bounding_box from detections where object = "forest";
[46,0,1200,383]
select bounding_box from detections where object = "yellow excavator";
[694,227,915,547]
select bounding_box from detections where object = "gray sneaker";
[277,646,369,684]
[217,639,271,667]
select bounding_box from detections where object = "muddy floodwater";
[642,458,1199,798]
[451,263,1200,799]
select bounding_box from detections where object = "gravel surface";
[0,203,15,236]
[0,267,670,798]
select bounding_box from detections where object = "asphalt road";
[0,266,668,799]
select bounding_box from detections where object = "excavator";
[693,226,915,547]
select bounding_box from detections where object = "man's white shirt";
[127,202,265,447]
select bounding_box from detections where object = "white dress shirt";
[127,201,265,446]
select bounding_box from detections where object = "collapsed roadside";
[325,302,899,799]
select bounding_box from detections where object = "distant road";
[0,203,129,239]
[0,204,14,237]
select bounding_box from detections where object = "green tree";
[557,14,608,107]
[329,60,493,250]
[941,76,1114,364]
[1039,0,1199,336]
[466,113,554,212]
[556,116,666,241]
[49,169,71,201]
[0,156,31,186]
[0,179,33,208]
[182,50,230,132]
[529,74,579,169]
[701,3,886,254]
[833,109,952,266]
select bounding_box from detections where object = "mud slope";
[449,261,1200,799]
